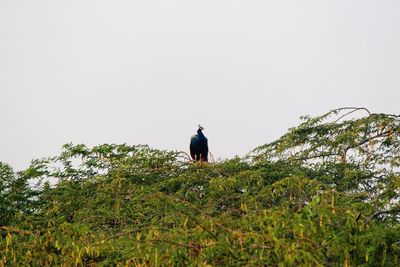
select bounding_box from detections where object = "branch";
[293,152,342,162]
[177,151,192,161]
[374,113,400,119]
[332,107,371,116]
[150,238,204,250]
[366,207,400,224]
[332,107,371,123]
[294,131,391,163]
[344,130,392,154]
[0,226,32,236]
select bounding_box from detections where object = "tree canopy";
[1,107,399,266]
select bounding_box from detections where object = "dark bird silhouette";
[190,125,208,162]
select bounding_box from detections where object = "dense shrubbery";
[1,108,399,266]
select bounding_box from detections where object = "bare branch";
[366,207,400,224]
[330,107,371,124]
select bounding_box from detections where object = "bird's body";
[190,126,208,162]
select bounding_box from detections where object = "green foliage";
[1,108,399,266]
[253,107,400,212]
[0,162,39,226]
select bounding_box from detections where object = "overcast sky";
[1,0,400,170]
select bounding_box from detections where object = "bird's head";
[198,124,205,131]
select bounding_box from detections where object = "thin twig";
[332,107,371,123]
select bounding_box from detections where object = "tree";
[1,107,400,266]
[252,107,400,221]
[0,162,38,226]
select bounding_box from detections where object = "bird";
[190,125,209,162]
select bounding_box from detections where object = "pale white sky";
[1,0,400,170]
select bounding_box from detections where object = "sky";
[1,0,400,171]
